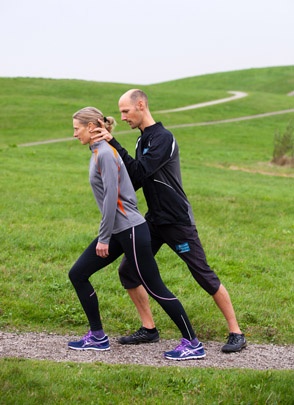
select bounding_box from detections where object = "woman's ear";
[88,122,95,131]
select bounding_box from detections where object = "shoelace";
[132,328,146,338]
[174,338,190,351]
[226,334,240,345]
[83,330,93,342]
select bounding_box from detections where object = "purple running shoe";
[68,330,110,351]
[164,338,205,360]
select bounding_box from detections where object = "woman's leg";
[69,236,123,331]
[119,223,197,342]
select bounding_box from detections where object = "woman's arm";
[96,148,120,247]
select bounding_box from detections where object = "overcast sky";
[1,0,293,84]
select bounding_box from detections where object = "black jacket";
[109,122,195,225]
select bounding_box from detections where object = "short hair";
[129,90,149,107]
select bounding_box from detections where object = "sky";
[1,0,293,85]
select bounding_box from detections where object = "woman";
[68,107,205,360]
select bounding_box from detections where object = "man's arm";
[109,137,144,190]
[90,123,174,190]
[111,132,174,190]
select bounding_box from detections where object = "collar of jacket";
[89,142,100,151]
[140,122,163,136]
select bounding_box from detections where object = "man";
[91,89,246,353]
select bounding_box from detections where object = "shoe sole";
[68,346,110,351]
[164,354,206,360]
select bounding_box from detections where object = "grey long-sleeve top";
[89,141,145,244]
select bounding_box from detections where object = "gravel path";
[1,332,293,370]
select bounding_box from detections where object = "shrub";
[272,122,294,167]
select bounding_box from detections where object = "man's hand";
[90,119,113,143]
[96,242,109,258]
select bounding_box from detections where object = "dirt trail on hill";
[154,91,248,113]
[1,332,293,370]
[18,108,294,147]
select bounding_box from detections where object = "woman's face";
[73,119,91,145]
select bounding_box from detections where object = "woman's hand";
[96,242,109,258]
[90,119,113,143]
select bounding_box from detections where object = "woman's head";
[72,107,116,145]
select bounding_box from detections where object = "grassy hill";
[1,66,294,146]
[0,67,294,403]
[1,65,294,336]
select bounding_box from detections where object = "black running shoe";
[118,326,159,345]
[221,333,247,353]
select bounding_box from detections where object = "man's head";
[119,89,153,131]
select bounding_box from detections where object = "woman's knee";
[68,264,85,286]
[68,267,75,284]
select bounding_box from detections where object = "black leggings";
[69,222,196,341]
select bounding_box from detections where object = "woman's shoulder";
[96,141,119,161]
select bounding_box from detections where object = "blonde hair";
[72,107,116,133]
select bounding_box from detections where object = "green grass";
[1,125,293,341]
[1,358,293,404]
[0,67,294,402]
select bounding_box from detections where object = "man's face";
[119,97,143,129]
[73,119,91,144]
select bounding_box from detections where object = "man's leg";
[212,284,241,334]
[212,283,246,352]
[118,254,160,344]
[125,256,246,351]
[127,285,155,329]
[162,223,246,352]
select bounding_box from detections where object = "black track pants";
[69,222,196,340]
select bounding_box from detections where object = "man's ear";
[138,100,144,111]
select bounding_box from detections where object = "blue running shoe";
[68,331,110,351]
[164,338,205,360]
